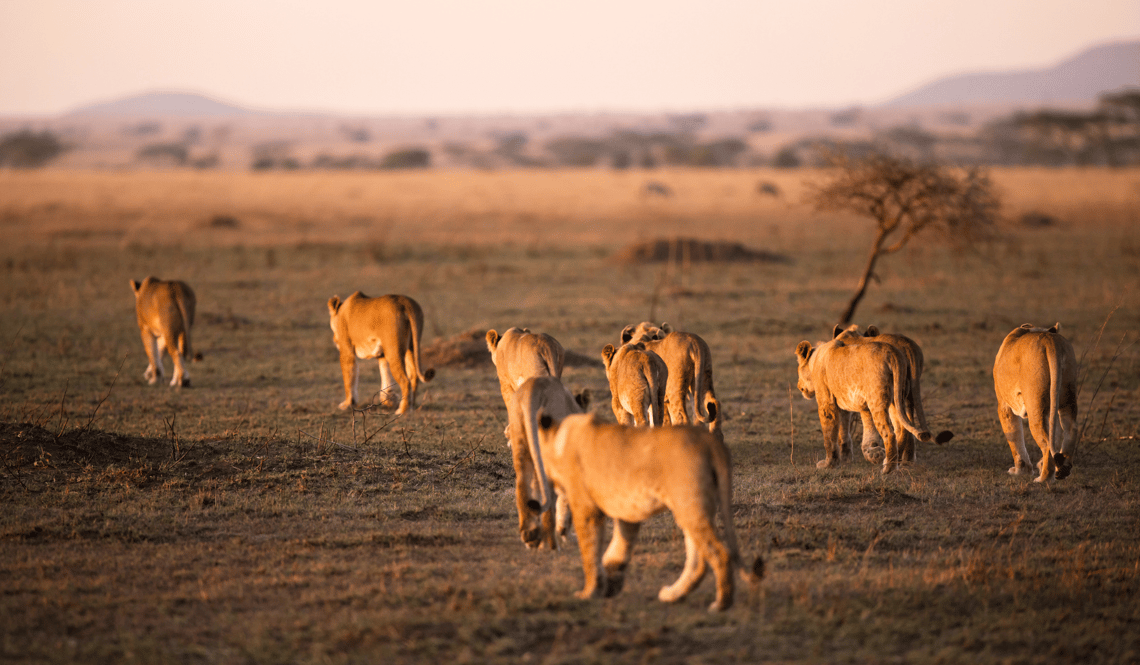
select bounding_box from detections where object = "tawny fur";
[507,376,588,550]
[795,338,932,474]
[534,413,762,612]
[621,321,718,428]
[601,343,667,427]
[327,292,433,415]
[130,277,196,388]
[487,327,565,413]
[993,323,1078,482]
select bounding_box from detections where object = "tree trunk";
[839,232,886,325]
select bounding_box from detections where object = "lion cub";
[130,277,196,387]
[487,328,565,439]
[601,343,667,427]
[534,412,762,611]
[327,292,434,414]
[993,323,1078,482]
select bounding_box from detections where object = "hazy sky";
[1,0,1137,116]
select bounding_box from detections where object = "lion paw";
[816,458,836,469]
[863,446,886,464]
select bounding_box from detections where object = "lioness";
[993,323,1078,482]
[508,376,588,550]
[832,325,954,461]
[130,277,196,387]
[534,412,763,611]
[487,328,565,438]
[601,343,667,427]
[795,338,932,474]
[327,292,434,414]
[621,322,718,427]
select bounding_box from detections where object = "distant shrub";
[0,130,65,168]
[379,147,431,169]
[136,143,188,166]
[772,146,801,169]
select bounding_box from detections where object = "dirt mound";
[611,237,791,265]
[421,328,603,369]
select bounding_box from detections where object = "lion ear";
[659,322,674,335]
[601,344,617,366]
[795,340,813,361]
[327,296,342,316]
[831,324,843,339]
[865,325,880,337]
[130,279,142,293]
[621,325,635,344]
[1050,322,1061,334]
[485,330,501,353]
[575,389,590,411]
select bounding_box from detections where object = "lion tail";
[408,307,434,383]
[1046,338,1061,460]
[174,292,193,362]
[891,353,931,443]
[711,438,762,587]
[523,396,555,514]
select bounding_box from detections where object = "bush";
[0,130,64,168]
[379,148,431,169]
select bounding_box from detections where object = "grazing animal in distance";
[795,337,932,474]
[534,412,763,611]
[642,181,673,198]
[130,277,197,388]
[327,292,434,414]
[993,323,1078,482]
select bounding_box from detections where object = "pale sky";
[1,0,1137,116]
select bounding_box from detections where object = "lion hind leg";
[1055,404,1077,479]
[602,520,640,597]
[140,329,161,384]
[163,332,188,387]
[1026,407,1056,482]
[658,531,707,604]
[998,405,1033,476]
[875,407,900,475]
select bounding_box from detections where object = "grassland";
[1,167,1138,664]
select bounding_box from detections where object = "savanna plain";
[1,167,1138,664]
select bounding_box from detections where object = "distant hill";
[66,91,260,117]
[881,40,1139,108]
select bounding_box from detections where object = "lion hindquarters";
[131,277,195,388]
[993,324,1078,482]
[601,344,667,427]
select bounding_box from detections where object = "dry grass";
[1,167,1138,663]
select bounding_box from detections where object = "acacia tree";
[808,152,1001,325]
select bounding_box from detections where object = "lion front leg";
[816,405,842,469]
[338,354,359,410]
[572,506,606,600]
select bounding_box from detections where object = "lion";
[621,322,718,428]
[601,343,667,427]
[130,277,197,387]
[487,328,565,437]
[795,337,932,474]
[993,323,1078,482]
[531,412,763,611]
[507,376,589,550]
[327,292,434,414]
[832,325,954,462]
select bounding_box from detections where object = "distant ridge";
[881,40,1140,108]
[66,91,260,117]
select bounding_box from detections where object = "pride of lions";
[131,276,1081,611]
